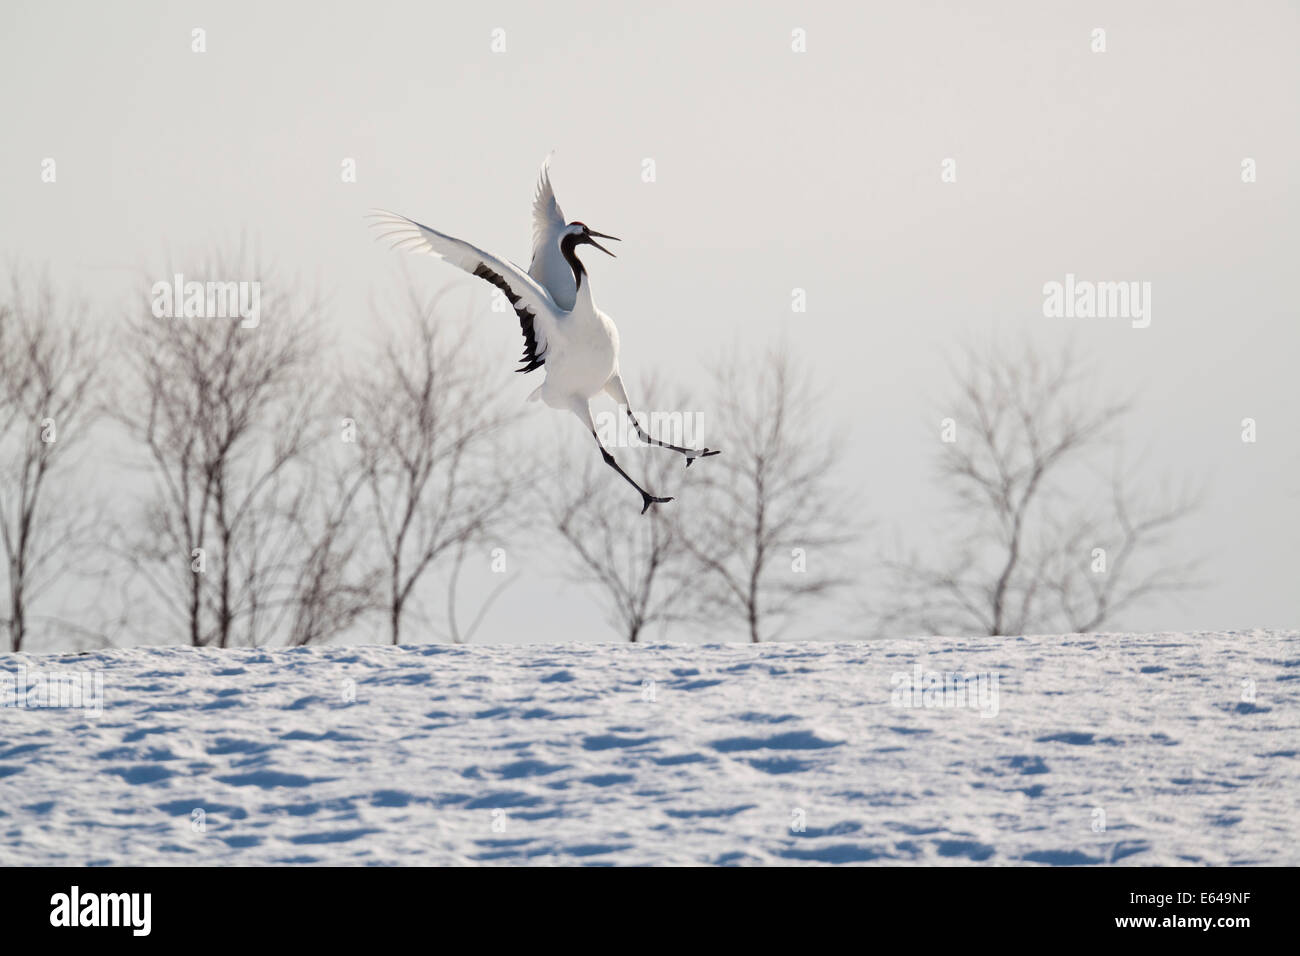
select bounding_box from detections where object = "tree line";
[0,259,1202,651]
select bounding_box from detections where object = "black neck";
[560,233,586,288]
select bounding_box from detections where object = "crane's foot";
[685,449,721,468]
[640,493,674,515]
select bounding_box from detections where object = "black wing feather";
[472,263,547,373]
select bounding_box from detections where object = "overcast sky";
[2,0,1296,641]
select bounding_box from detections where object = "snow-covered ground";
[0,631,1295,865]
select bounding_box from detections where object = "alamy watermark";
[594,409,707,450]
[50,886,150,936]
[1043,273,1151,328]
[151,273,260,328]
[1,665,104,717]
[891,664,1000,718]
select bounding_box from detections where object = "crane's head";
[565,221,619,257]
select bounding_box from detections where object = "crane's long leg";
[604,372,721,468]
[570,398,672,515]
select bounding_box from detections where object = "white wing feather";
[368,209,557,371]
[527,155,578,309]
[530,153,567,261]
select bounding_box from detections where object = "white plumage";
[528,154,577,312]
[367,158,717,513]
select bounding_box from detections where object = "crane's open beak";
[586,230,620,257]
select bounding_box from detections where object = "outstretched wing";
[369,210,555,374]
[529,154,567,268]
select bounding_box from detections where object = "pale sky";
[2,0,1297,642]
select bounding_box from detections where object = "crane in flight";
[368,158,718,514]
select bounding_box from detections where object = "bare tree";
[443,534,519,645]
[543,375,699,643]
[877,340,1202,636]
[115,254,355,647]
[684,346,857,643]
[284,459,379,647]
[0,271,103,652]
[349,286,518,645]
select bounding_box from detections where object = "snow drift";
[1,631,1295,865]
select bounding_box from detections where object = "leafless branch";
[876,339,1204,636]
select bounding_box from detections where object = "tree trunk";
[9,576,24,653]
[189,560,203,647]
